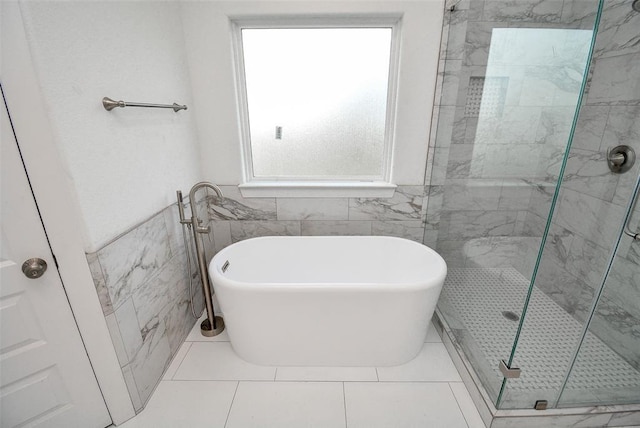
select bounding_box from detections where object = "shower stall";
[426,0,640,423]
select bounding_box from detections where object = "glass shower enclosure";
[427,0,640,413]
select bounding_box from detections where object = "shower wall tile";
[602,104,640,145]
[587,53,640,105]
[554,187,626,247]
[98,214,172,310]
[592,0,640,60]
[301,220,372,236]
[440,60,463,105]
[371,221,424,242]
[209,186,277,221]
[86,252,112,316]
[561,148,619,203]
[229,220,300,242]
[446,9,468,60]
[498,181,534,210]
[439,210,518,240]
[560,0,600,28]
[276,198,348,221]
[482,0,563,23]
[572,105,609,152]
[349,186,424,221]
[442,180,502,210]
[606,255,640,316]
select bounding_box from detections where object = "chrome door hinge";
[499,360,521,379]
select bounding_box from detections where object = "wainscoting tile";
[229,221,300,242]
[301,220,372,236]
[209,186,276,221]
[161,291,195,355]
[371,221,424,242]
[131,260,182,330]
[130,316,172,405]
[162,204,183,259]
[114,297,143,363]
[349,186,424,221]
[210,220,232,253]
[276,198,348,221]
[98,214,172,310]
[86,252,112,316]
[162,342,192,381]
[121,365,142,413]
[105,312,128,367]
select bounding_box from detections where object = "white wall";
[181,0,443,187]
[19,1,202,252]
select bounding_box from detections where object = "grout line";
[274,368,278,381]
[375,368,380,382]
[224,381,240,428]
[342,382,348,428]
[448,382,471,428]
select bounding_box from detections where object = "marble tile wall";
[86,203,204,412]
[427,0,640,405]
[534,0,640,372]
[206,185,429,251]
[426,0,597,268]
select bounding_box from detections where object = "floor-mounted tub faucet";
[177,182,226,337]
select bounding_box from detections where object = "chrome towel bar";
[102,97,187,112]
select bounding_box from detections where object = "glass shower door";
[497,0,640,410]
[556,174,640,408]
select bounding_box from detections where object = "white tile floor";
[120,316,485,428]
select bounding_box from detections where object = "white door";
[1,93,112,427]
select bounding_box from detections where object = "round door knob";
[22,258,48,279]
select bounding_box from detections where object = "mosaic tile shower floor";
[440,267,640,407]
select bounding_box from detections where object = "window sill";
[238,181,397,198]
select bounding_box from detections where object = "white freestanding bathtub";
[209,236,447,366]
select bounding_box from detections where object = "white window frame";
[231,16,402,198]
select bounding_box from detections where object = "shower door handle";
[622,174,640,241]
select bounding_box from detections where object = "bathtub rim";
[209,235,447,291]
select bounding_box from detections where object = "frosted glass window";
[240,28,393,179]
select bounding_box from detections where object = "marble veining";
[98,214,172,310]
[349,186,425,221]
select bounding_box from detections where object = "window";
[233,19,400,196]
